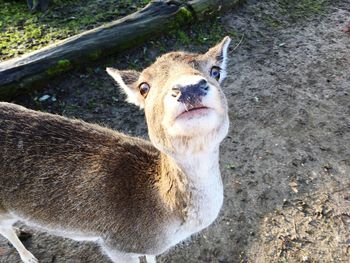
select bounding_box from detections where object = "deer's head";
[107,37,231,156]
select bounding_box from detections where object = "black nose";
[173,79,209,104]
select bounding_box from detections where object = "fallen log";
[0,0,241,99]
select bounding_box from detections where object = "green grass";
[171,17,239,50]
[260,0,330,29]
[0,0,151,61]
[277,0,328,21]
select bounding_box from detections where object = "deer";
[0,36,231,263]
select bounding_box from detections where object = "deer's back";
[0,103,168,252]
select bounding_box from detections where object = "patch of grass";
[279,258,288,263]
[277,0,329,22]
[259,0,330,30]
[177,30,191,45]
[225,164,236,170]
[87,98,97,109]
[0,0,151,61]
[262,15,283,29]
[171,17,239,49]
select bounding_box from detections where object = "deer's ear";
[205,36,231,81]
[106,67,144,108]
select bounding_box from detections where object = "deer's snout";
[172,79,209,104]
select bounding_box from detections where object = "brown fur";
[0,102,186,254]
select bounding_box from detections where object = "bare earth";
[1,0,350,262]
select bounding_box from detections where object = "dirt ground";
[1,0,350,262]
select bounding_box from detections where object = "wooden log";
[0,0,241,99]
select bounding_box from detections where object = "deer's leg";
[0,214,38,263]
[102,247,140,263]
[145,255,156,263]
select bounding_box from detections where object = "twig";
[231,34,244,52]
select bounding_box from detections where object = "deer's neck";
[157,148,223,225]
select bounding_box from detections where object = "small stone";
[302,255,310,262]
[39,94,50,101]
[289,181,298,193]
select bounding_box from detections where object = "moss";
[177,31,191,45]
[169,6,194,29]
[177,6,193,22]
[88,50,102,61]
[46,59,72,76]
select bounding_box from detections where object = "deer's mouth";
[177,106,212,119]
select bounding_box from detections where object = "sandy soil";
[1,0,349,262]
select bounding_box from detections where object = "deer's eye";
[210,66,221,81]
[139,82,150,97]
